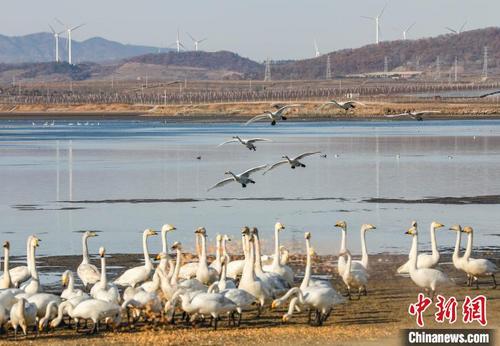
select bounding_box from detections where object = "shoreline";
[1,100,500,121]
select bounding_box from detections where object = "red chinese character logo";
[408,293,432,327]
[462,295,487,326]
[434,295,457,324]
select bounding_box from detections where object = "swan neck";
[143,233,152,268]
[452,230,461,261]
[339,228,347,253]
[253,235,264,274]
[301,239,312,289]
[82,235,90,264]
[464,232,473,260]
[430,225,439,256]
[171,249,182,285]
[161,231,168,254]
[3,246,10,286]
[29,241,38,280]
[360,227,368,268]
[100,256,107,286]
[272,228,280,267]
[409,234,418,272]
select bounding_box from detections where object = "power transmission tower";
[326,54,332,79]
[435,56,441,80]
[454,56,458,82]
[384,56,389,74]
[482,46,488,80]
[264,58,271,81]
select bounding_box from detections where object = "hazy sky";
[1,0,499,61]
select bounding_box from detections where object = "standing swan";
[114,229,157,287]
[0,241,13,289]
[77,231,100,291]
[0,236,33,288]
[405,225,449,299]
[339,250,369,299]
[461,226,497,288]
[335,222,376,275]
[9,298,37,337]
[20,236,41,295]
[397,221,444,274]
[159,224,176,273]
[262,222,294,286]
[195,227,218,285]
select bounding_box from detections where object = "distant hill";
[272,27,500,79]
[0,32,162,63]
[125,51,263,79]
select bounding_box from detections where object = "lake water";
[1,118,500,260]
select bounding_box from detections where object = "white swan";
[208,165,268,191]
[122,286,162,323]
[0,291,18,329]
[218,136,272,151]
[252,228,289,296]
[263,152,321,174]
[210,234,224,274]
[461,226,497,288]
[339,250,369,299]
[384,110,440,121]
[91,247,120,304]
[178,231,201,280]
[20,236,41,295]
[262,222,294,286]
[406,225,450,299]
[319,100,365,113]
[167,289,237,330]
[272,232,344,325]
[48,295,91,329]
[238,227,272,308]
[0,241,13,289]
[9,297,37,336]
[398,221,444,274]
[227,230,248,280]
[114,229,157,287]
[449,225,467,272]
[335,222,376,275]
[245,104,301,126]
[0,236,33,288]
[195,227,218,285]
[159,224,176,273]
[61,270,86,300]
[77,231,100,291]
[58,298,122,334]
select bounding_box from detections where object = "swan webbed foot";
[271,121,276,126]
[291,166,296,169]
[241,184,247,188]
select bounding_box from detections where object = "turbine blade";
[406,22,416,32]
[378,2,388,18]
[459,21,467,32]
[55,18,66,27]
[361,16,375,20]
[198,38,207,43]
[48,24,56,34]
[445,27,457,34]
[70,24,85,31]
[186,32,196,42]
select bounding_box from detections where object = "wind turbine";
[56,18,84,65]
[49,24,64,62]
[403,22,416,40]
[174,29,185,52]
[445,21,467,34]
[313,39,320,57]
[186,32,207,51]
[361,3,388,44]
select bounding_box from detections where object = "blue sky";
[1,0,498,61]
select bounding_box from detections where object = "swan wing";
[293,151,321,160]
[244,113,271,126]
[262,160,288,175]
[207,177,234,191]
[384,113,405,118]
[114,266,151,287]
[2,266,31,286]
[275,104,301,115]
[346,101,366,107]
[414,110,441,116]
[246,138,272,144]
[240,164,268,178]
[479,90,500,98]
[217,139,238,147]
[77,263,101,285]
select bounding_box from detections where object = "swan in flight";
[218,136,272,151]
[319,100,365,113]
[244,104,301,126]
[77,231,100,291]
[263,152,320,174]
[461,226,497,289]
[397,221,444,274]
[207,165,267,191]
[405,225,450,299]
[384,110,441,121]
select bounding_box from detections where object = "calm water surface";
[1,119,499,261]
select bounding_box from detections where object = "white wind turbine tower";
[403,22,416,40]
[186,32,207,51]
[314,39,320,57]
[56,19,84,65]
[361,3,388,44]
[49,24,64,62]
[446,21,467,34]
[175,29,185,52]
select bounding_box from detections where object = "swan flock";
[0,219,496,337]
